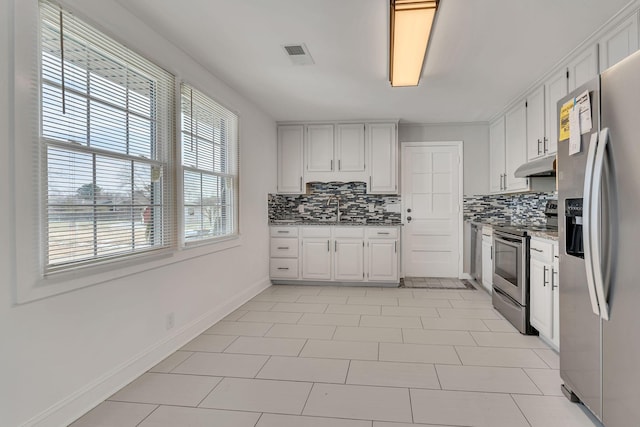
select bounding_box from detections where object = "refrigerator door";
[558,78,602,420]
[600,51,640,427]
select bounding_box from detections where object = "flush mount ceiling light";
[390,0,439,87]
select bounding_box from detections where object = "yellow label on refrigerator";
[559,99,574,142]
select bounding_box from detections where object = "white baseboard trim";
[22,276,271,427]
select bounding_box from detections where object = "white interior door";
[402,143,462,278]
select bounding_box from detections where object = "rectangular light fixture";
[390,0,439,87]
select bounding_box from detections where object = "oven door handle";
[494,236,523,247]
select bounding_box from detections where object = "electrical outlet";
[165,312,175,330]
[298,204,305,213]
[368,203,375,213]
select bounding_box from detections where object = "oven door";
[493,233,527,305]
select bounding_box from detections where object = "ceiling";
[116,0,631,123]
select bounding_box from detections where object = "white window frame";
[180,83,239,247]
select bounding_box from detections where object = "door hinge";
[525,101,528,108]
[566,70,569,79]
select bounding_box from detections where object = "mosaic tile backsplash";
[268,182,401,224]
[463,192,557,226]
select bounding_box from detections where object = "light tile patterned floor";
[71,284,602,427]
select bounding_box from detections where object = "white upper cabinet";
[277,125,304,194]
[544,68,568,155]
[599,12,639,72]
[368,123,398,194]
[306,124,334,172]
[567,44,599,91]
[335,123,366,172]
[489,116,506,193]
[526,86,546,161]
[504,103,529,192]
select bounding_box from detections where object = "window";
[181,84,238,243]
[40,0,175,272]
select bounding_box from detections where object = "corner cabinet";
[277,125,304,194]
[368,123,398,194]
[489,116,506,193]
[504,103,529,192]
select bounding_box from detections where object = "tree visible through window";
[40,1,174,271]
[181,84,238,243]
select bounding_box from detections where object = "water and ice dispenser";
[565,198,584,258]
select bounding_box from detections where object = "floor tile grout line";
[195,376,225,408]
[133,404,160,427]
[252,412,264,427]
[407,386,415,424]
[521,367,546,395]
[299,382,316,416]
[167,350,198,374]
[345,359,352,384]
[254,355,273,379]
[509,393,535,427]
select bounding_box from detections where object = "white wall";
[1,1,276,426]
[398,123,490,195]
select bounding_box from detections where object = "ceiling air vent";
[282,43,314,65]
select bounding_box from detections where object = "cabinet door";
[277,125,304,193]
[306,124,334,172]
[301,238,332,280]
[599,12,639,72]
[530,258,553,338]
[526,86,545,161]
[481,239,493,292]
[489,116,506,193]
[568,44,599,91]
[336,124,366,172]
[504,103,529,192]
[367,240,398,282]
[368,123,397,194]
[334,239,364,281]
[544,69,568,155]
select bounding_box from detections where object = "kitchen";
[2,1,639,427]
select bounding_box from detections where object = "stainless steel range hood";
[514,155,556,177]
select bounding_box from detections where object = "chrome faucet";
[326,195,341,222]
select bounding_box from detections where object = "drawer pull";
[377,232,390,235]
[277,230,290,234]
[277,246,289,250]
[531,248,543,253]
[277,267,289,270]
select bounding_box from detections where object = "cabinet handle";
[543,137,548,153]
[277,267,289,270]
[369,176,372,189]
[338,159,341,170]
[277,231,289,234]
[543,265,549,287]
[330,159,333,170]
[300,176,303,191]
[531,247,543,253]
[327,240,330,252]
[334,240,337,251]
[277,246,289,250]
[378,232,390,235]
[552,268,559,289]
[394,241,397,253]
[538,138,542,155]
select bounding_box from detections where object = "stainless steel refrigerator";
[558,50,640,426]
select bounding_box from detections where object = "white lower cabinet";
[270,225,399,284]
[529,237,559,349]
[481,227,493,293]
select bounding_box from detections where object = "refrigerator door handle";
[591,127,610,320]
[583,130,601,317]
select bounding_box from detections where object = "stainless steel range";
[492,201,558,334]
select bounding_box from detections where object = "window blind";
[180,83,238,243]
[40,0,176,272]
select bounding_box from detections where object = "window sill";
[16,235,243,305]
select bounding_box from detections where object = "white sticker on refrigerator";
[569,107,581,155]
[575,90,593,134]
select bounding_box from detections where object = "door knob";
[407,208,412,213]
[407,216,412,222]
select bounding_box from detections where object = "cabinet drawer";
[333,227,364,238]
[301,226,331,238]
[270,238,298,258]
[270,226,298,237]
[366,227,398,238]
[530,238,553,263]
[270,258,299,279]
